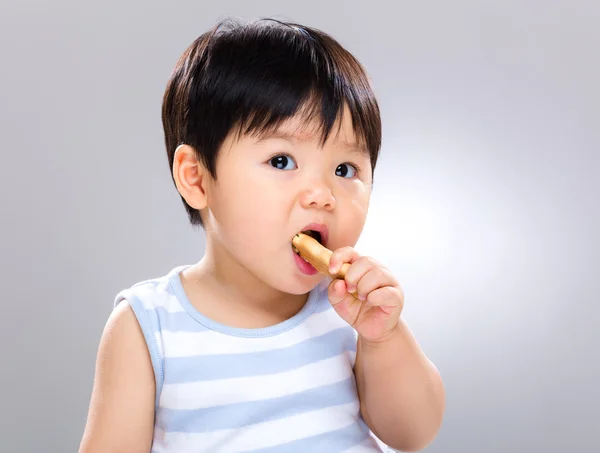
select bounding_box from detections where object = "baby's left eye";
[335,163,357,178]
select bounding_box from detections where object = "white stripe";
[160,309,349,357]
[153,402,360,453]
[342,437,386,452]
[154,335,164,358]
[137,285,185,313]
[160,352,356,409]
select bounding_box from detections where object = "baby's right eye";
[268,154,297,171]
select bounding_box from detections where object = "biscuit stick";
[292,232,351,280]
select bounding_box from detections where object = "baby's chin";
[264,273,323,297]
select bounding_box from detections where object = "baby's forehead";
[248,114,365,151]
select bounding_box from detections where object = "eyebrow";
[254,130,370,156]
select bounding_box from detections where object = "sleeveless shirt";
[115,265,389,452]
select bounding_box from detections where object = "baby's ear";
[172,144,209,210]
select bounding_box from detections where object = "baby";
[79,17,445,453]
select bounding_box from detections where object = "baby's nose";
[299,182,336,210]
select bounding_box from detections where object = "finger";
[355,266,396,301]
[365,286,404,314]
[327,279,362,324]
[327,278,349,305]
[328,246,360,275]
[343,256,379,294]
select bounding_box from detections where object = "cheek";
[214,176,286,243]
[342,182,370,214]
[339,191,370,238]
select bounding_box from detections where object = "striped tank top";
[114,265,390,453]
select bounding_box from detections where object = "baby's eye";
[335,163,358,178]
[269,155,297,170]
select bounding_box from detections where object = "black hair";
[162,17,382,226]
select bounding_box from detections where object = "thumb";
[327,278,342,301]
[327,278,355,307]
[327,278,360,326]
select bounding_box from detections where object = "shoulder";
[101,299,148,358]
[109,265,192,408]
[114,265,190,311]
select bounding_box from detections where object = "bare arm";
[355,319,445,452]
[78,301,156,453]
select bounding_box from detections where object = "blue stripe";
[159,377,358,432]
[154,303,331,333]
[152,307,210,332]
[240,421,374,453]
[164,327,357,383]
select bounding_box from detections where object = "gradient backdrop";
[0,1,598,452]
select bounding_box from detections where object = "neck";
[187,235,309,325]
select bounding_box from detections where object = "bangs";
[184,18,380,165]
[237,93,369,154]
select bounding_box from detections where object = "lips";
[295,223,329,248]
[291,223,329,275]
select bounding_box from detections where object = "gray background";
[1,1,598,452]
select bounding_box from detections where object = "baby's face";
[203,107,373,295]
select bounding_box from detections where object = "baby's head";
[162,18,382,294]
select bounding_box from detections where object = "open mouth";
[302,229,323,244]
[291,229,323,256]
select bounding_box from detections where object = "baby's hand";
[328,247,404,344]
